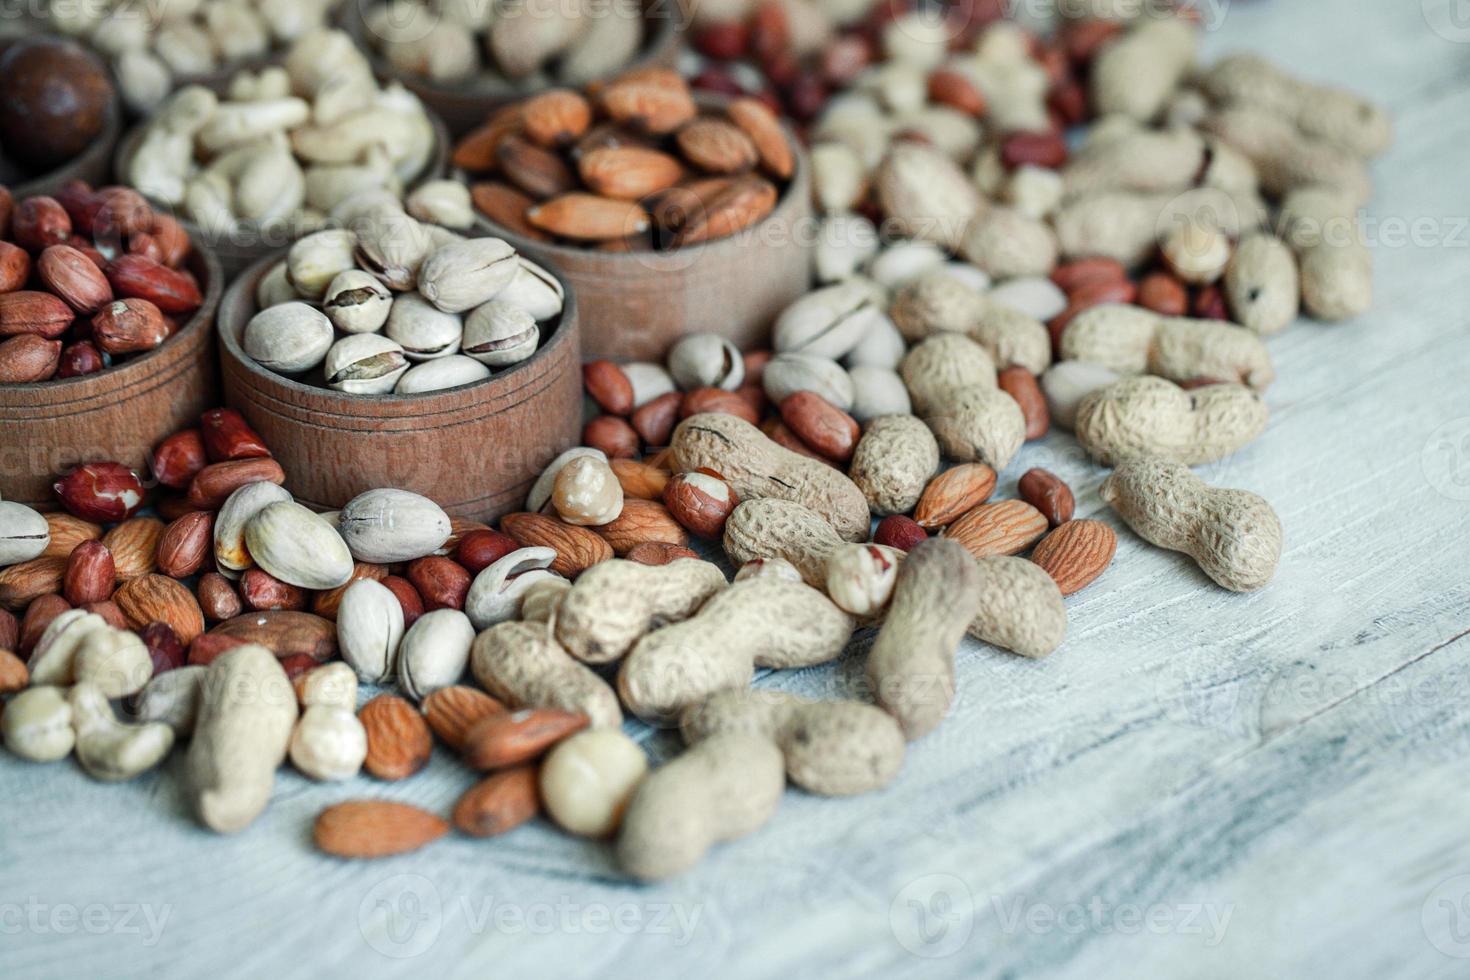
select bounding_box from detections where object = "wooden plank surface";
[5,3,1470,977]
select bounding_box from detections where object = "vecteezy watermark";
[357,874,705,958]
[990,896,1235,946]
[889,874,975,958]
[0,899,172,947]
[1423,0,1470,43]
[1422,417,1470,501]
[1422,874,1470,957]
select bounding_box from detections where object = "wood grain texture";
[0,244,223,507]
[4,3,1470,978]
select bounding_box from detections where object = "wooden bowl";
[113,107,452,280]
[340,0,685,137]
[217,251,583,521]
[10,95,121,200]
[474,114,814,362]
[0,243,225,508]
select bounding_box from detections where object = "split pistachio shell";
[385,293,463,361]
[622,362,677,407]
[762,352,856,410]
[0,501,50,566]
[464,547,560,631]
[287,229,358,299]
[773,279,885,359]
[244,501,354,590]
[243,302,334,374]
[667,333,744,391]
[406,179,475,229]
[322,269,393,334]
[325,334,410,394]
[255,262,297,309]
[337,578,406,683]
[496,258,565,320]
[351,202,434,290]
[215,481,294,573]
[463,301,538,367]
[397,609,475,701]
[417,237,519,313]
[394,355,492,394]
[338,488,452,563]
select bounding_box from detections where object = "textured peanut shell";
[848,415,941,516]
[960,207,1058,280]
[722,498,846,588]
[1060,304,1276,390]
[1054,188,1266,267]
[967,556,1066,658]
[1091,18,1197,123]
[889,273,1050,373]
[186,644,299,833]
[1281,187,1372,322]
[617,733,785,880]
[470,621,622,728]
[968,302,1052,375]
[900,333,998,412]
[920,385,1027,471]
[1101,457,1282,592]
[1062,128,1207,200]
[671,413,870,541]
[1223,233,1300,335]
[554,558,727,664]
[1074,376,1268,466]
[1202,106,1372,205]
[680,689,905,796]
[618,577,855,723]
[873,142,980,250]
[866,538,981,739]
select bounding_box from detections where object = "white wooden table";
[7,3,1470,976]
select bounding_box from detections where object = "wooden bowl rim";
[217,246,580,408]
[466,93,813,268]
[339,0,686,101]
[0,240,224,395]
[11,93,122,200]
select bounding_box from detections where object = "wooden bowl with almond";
[457,76,814,361]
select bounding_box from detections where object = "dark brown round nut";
[1018,468,1075,527]
[873,515,927,552]
[779,391,860,462]
[240,569,309,611]
[156,511,213,578]
[631,390,681,447]
[57,339,104,378]
[407,556,471,612]
[197,572,242,622]
[582,415,640,459]
[663,469,738,538]
[582,360,634,415]
[456,528,520,573]
[382,575,425,628]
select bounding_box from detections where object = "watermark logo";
[358,874,443,959]
[1422,417,1470,501]
[991,896,1234,946]
[889,873,975,958]
[1423,874,1470,957]
[0,899,172,947]
[1424,0,1470,42]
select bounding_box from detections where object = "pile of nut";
[0,182,203,384]
[44,0,339,114]
[121,30,440,240]
[363,0,648,88]
[455,68,794,248]
[246,211,563,394]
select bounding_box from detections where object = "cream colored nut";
[815,214,881,284]
[773,279,885,360]
[214,481,293,573]
[338,488,452,563]
[0,500,50,565]
[488,2,585,78]
[296,662,358,711]
[69,682,175,782]
[555,558,729,665]
[1060,304,1276,391]
[825,543,902,617]
[967,556,1067,659]
[406,179,476,229]
[874,141,979,250]
[26,609,98,685]
[540,730,648,838]
[1006,165,1064,220]
[2,686,74,763]
[960,207,1059,280]
[397,609,474,700]
[289,704,368,781]
[1223,233,1300,335]
[762,352,856,411]
[1075,376,1269,466]
[527,447,607,512]
[418,238,519,314]
[622,362,677,408]
[395,355,492,394]
[519,577,571,623]
[496,258,566,321]
[243,302,334,374]
[987,276,1068,323]
[1091,17,1196,122]
[667,333,744,391]
[733,557,804,583]
[464,547,559,630]
[351,204,434,290]
[470,620,622,728]
[463,301,539,367]
[116,49,172,115]
[842,314,907,371]
[28,610,151,697]
[868,240,947,290]
[255,261,296,309]
[1161,217,1232,284]
[809,141,868,214]
[325,334,410,395]
[558,0,641,83]
[134,665,207,735]
[322,270,393,334]
[923,385,1027,471]
[385,293,464,362]
[939,261,992,295]
[1041,360,1122,431]
[244,501,354,590]
[900,333,998,413]
[848,414,939,514]
[188,644,299,833]
[337,578,406,683]
[156,22,218,77]
[204,2,270,65]
[552,455,623,526]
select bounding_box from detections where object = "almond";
[914,464,998,529]
[525,193,650,242]
[496,134,577,200]
[42,513,103,559]
[521,89,592,148]
[0,334,61,382]
[113,573,205,643]
[1029,519,1117,596]
[676,118,758,175]
[609,458,669,500]
[156,511,213,578]
[461,707,588,770]
[470,182,549,240]
[601,78,697,135]
[945,500,1048,559]
[37,245,113,314]
[209,610,336,660]
[997,366,1050,441]
[452,106,524,172]
[0,648,28,693]
[0,290,74,339]
[625,541,700,565]
[453,766,540,837]
[727,97,794,179]
[1017,468,1075,527]
[0,557,65,611]
[592,498,688,555]
[102,516,164,580]
[360,694,433,781]
[500,512,614,577]
[578,145,684,201]
[314,800,448,858]
[672,175,777,247]
[424,685,506,751]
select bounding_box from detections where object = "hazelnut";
[663,470,738,538]
[824,544,902,617]
[551,455,623,526]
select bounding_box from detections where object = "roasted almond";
[360,693,434,781]
[525,193,650,242]
[592,498,688,555]
[672,176,777,247]
[315,800,448,858]
[496,134,577,200]
[500,512,614,577]
[470,182,549,240]
[42,513,102,559]
[609,458,670,500]
[676,118,759,174]
[461,707,589,770]
[727,97,794,179]
[423,685,506,751]
[601,78,697,135]
[0,647,28,693]
[578,146,684,201]
[914,464,997,529]
[0,557,65,611]
[1018,468,1075,527]
[521,89,592,148]
[945,500,1049,559]
[452,106,524,172]
[1029,519,1117,596]
[113,573,205,644]
[102,516,164,580]
[453,766,540,837]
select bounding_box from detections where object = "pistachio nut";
[288,703,368,781]
[847,365,913,422]
[352,203,434,290]
[772,279,885,360]
[255,262,297,309]
[526,447,608,513]
[667,332,744,391]
[322,269,393,334]
[397,609,475,701]
[621,362,677,408]
[394,355,492,394]
[244,501,354,590]
[286,228,358,300]
[809,141,868,214]
[70,682,176,782]
[814,214,881,284]
[406,180,476,230]
[215,481,294,572]
[842,313,907,370]
[417,238,519,314]
[338,488,452,563]
[243,302,335,374]
[868,240,948,289]
[133,665,207,735]
[496,258,565,321]
[325,334,410,395]
[462,301,538,367]
[337,578,406,683]
[762,352,857,411]
[464,546,560,630]
[385,293,464,361]
[1,686,75,762]
[0,500,50,566]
